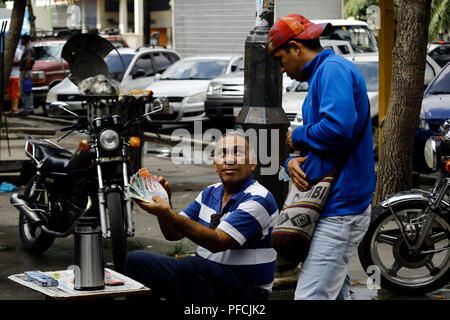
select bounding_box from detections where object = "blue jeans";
[294,206,371,300]
[124,251,265,301]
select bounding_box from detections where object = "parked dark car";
[428,42,450,68]
[414,62,450,172]
[30,39,69,113]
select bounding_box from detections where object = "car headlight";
[186,92,206,104]
[46,91,57,102]
[99,129,120,151]
[424,137,439,169]
[207,83,222,96]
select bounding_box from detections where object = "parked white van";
[312,19,378,53]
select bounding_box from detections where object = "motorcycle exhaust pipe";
[10,193,42,225]
[11,193,93,238]
[36,197,93,238]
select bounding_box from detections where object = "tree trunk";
[3,0,27,89]
[373,0,432,206]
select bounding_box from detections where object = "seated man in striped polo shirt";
[124,132,279,301]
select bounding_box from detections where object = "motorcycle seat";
[33,142,73,173]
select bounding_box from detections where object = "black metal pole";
[235,0,290,210]
[143,0,150,45]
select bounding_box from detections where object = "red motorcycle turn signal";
[79,140,90,151]
[129,137,140,148]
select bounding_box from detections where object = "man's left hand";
[286,128,300,151]
[135,196,172,217]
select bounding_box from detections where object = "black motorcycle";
[359,120,450,295]
[10,96,168,273]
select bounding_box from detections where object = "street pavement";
[0,114,448,300]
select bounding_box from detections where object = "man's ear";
[288,40,302,56]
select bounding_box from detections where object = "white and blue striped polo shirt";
[179,175,279,291]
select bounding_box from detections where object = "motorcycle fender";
[105,184,123,194]
[380,189,450,210]
[379,190,431,208]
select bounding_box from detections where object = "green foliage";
[429,0,450,42]
[167,241,187,257]
[344,0,449,42]
[344,0,379,20]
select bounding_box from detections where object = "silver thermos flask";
[74,216,105,290]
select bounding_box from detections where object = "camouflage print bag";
[271,176,335,264]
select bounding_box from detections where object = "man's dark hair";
[21,34,31,44]
[282,38,322,52]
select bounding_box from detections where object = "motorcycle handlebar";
[60,123,78,132]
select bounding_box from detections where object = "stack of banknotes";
[127,168,169,203]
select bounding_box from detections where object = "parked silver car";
[144,54,244,124]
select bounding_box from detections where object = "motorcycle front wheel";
[358,198,450,295]
[19,176,55,253]
[106,190,127,273]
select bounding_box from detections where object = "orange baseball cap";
[267,14,331,55]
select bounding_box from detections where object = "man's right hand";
[156,176,172,200]
[287,157,309,191]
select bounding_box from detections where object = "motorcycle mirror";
[50,102,79,118]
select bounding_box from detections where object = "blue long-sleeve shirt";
[284,49,375,217]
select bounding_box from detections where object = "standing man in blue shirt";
[267,14,376,300]
[125,132,279,301]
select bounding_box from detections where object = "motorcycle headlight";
[424,137,440,169]
[99,129,120,151]
[186,92,206,104]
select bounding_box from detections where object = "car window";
[424,62,437,85]
[231,57,243,72]
[33,43,64,61]
[160,59,229,80]
[164,52,180,63]
[238,59,245,71]
[133,54,155,76]
[353,61,379,92]
[323,26,378,53]
[104,53,134,81]
[153,52,172,73]
[110,40,126,48]
[427,65,450,94]
[337,45,351,55]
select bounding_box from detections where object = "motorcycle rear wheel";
[106,190,127,273]
[19,176,55,253]
[358,198,450,295]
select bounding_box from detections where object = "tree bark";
[3,0,27,88]
[373,0,432,206]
